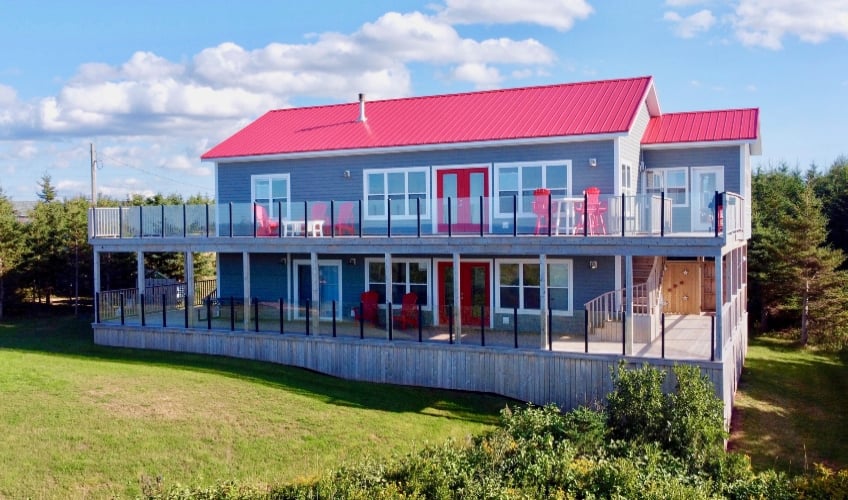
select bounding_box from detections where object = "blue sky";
[1,0,846,201]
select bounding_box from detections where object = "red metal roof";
[641,108,759,145]
[202,76,653,160]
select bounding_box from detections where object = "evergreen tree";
[23,174,67,303]
[777,184,848,347]
[0,187,24,318]
[811,156,848,267]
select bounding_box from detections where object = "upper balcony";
[88,192,746,253]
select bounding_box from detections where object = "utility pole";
[90,143,97,206]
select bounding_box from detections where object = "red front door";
[438,261,490,326]
[436,167,489,233]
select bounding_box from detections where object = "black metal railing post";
[183,204,187,238]
[303,201,308,238]
[621,303,626,356]
[120,293,125,325]
[228,203,233,237]
[387,200,392,238]
[162,293,167,328]
[253,202,258,237]
[387,302,393,340]
[205,203,210,237]
[206,298,212,330]
[661,312,666,359]
[359,301,364,339]
[141,293,146,327]
[479,195,484,237]
[448,198,453,237]
[160,205,165,237]
[480,305,485,346]
[548,298,553,350]
[417,197,421,238]
[710,315,716,361]
[621,193,626,237]
[448,304,454,344]
[513,307,518,348]
[714,191,720,237]
[229,296,235,331]
[417,304,423,342]
[358,200,363,238]
[118,206,123,238]
[277,201,282,238]
[584,308,589,353]
[139,207,143,238]
[332,300,337,337]
[185,297,189,328]
[583,191,589,237]
[547,192,552,237]
[330,200,335,238]
[254,298,259,332]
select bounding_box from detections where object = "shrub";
[666,364,727,468]
[606,362,667,444]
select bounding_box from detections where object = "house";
[89,76,759,423]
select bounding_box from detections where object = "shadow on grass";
[730,335,848,473]
[0,308,513,425]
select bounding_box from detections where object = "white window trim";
[493,160,572,218]
[251,173,292,218]
[494,258,573,316]
[363,166,431,221]
[644,167,689,207]
[365,257,432,310]
[620,162,634,196]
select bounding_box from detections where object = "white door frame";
[292,259,343,319]
[691,166,724,232]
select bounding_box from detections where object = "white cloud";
[732,0,848,49]
[665,0,707,6]
[437,0,592,31]
[664,9,716,38]
[451,63,502,89]
[0,84,16,105]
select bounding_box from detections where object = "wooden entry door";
[438,262,490,326]
[437,167,488,233]
[663,261,701,314]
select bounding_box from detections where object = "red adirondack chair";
[353,290,379,326]
[254,204,279,236]
[532,188,551,235]
[393,292,419,330]
[334,202,356,235]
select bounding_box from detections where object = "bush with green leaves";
[606,362,726,470]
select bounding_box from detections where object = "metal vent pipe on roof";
[358,93,366,122]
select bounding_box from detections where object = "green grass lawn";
[730,335,848,473]
[0,312,511,499]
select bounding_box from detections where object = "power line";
[98,153,212,194]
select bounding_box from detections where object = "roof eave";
[641,138,761,153]
[201,132,627,164]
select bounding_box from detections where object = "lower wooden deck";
[93,313,745,424]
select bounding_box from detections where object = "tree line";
[0,174,214,319]
[3,157,848,351]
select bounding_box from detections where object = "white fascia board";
[641,139,757,151]
[200,133,625,164]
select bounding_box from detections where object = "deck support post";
[539,253,549,349]
[243,252,251,331]
[311,251,320,335]
[93,250,101,322]
[452,252,462,344]
[185,251,194,328]
[136,250,145,301]
[624,255,634,355]
[384,252,392,339]
[714,252,724,361]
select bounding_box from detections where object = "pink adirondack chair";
[254,204,279,236]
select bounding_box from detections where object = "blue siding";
[219,253,244,299]
[217,141,617,205]
[642,146,741,192]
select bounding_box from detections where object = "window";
[366,259,430,307]
[496,259,572,314]
[252,174,290,218]
[494,161,571,216]
[621,163,634,195]
[645,168,688,206]
[364,168,429,219]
